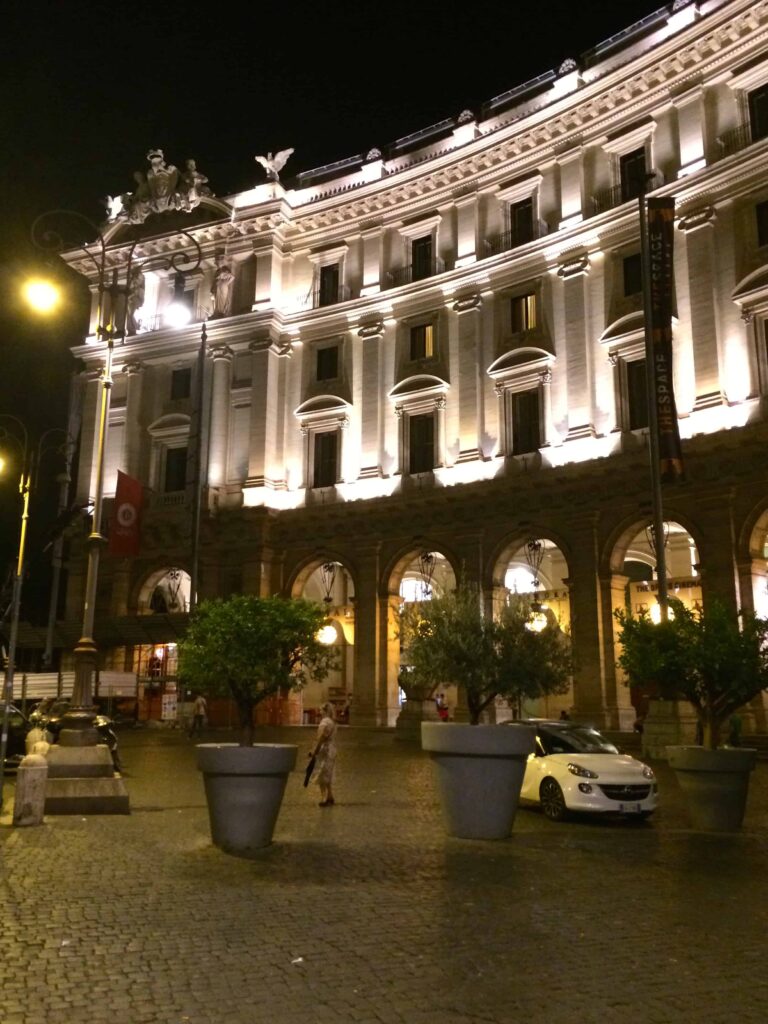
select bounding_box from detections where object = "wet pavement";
[1,725,767,1024]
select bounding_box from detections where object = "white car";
[519,720,658,821]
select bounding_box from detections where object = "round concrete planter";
[667,745,757,831]
[421,722,535,839]
[196,743,298,854]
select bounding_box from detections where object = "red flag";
[109,471,143,557]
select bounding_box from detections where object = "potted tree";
[394,600,441,740]
[412,585,572,839]
[616,599,768,830]
[178,595,335,854]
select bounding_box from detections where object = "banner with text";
[647,196,684,482]
[109,470,144,557]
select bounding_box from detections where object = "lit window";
[409,324,434,361]
[511,293,537,333]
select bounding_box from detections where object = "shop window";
[510,388,542,455]
[409,324,434,361]
[409,413,435,474]
[316,345,339,382]
[511,293,537,334]
[313,431,338,488]
[170,367,191,400]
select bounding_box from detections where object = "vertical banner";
[646,197,684,482]
[109,471,144,557]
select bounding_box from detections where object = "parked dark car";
[28,698,122,772]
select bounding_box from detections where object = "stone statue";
[212,253,235,318]
[120,170,152,224]
[103,194,124,223]
[126,267,145,334]
[255,148,294,183]
[179,158,211,211]
[146,148,179,213]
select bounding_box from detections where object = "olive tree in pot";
[412,585,572,839]
[178,595,335,854]
[394,601,441,740]
[616,598,768,830]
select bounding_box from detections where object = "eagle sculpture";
[255,148,295,183]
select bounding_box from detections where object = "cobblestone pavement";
[2,726,768,1024]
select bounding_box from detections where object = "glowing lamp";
[165,301,192,328]
[316,623,337,645]
[23,279,61,314]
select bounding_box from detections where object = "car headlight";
[567,762,598,779]
[642,765,655,780]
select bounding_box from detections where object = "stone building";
[63,0,768,727]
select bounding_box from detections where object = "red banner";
[647,196,684,482]
[109,471,143,557]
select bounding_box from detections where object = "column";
[454,195,477,268]
[696,496,739,613]
[557,147,584,227]
[357,320,383,477]
[558,257,596,440]
[121,362,144,479]
[207,345,233,489]
[566,518,611,724]
[75,371,101,505]
[678,209,725,409]
[673,86,705,176]
[353,546,383,728]
[453,294,483,461]
[252,237,287,311]
[598,572,636,730]
[539,368,557,447]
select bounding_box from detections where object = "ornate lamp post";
[32,211,204,735]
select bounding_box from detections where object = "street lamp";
[0,418,66,806]
[31,210,204,734]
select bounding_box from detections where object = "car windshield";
[539,725,618,755]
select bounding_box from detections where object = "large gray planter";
[196,743,297,854]
[421,722,535,839]
[667,745,757,831]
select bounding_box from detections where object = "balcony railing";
[716,122,755,160]
[133,305,211,336]
[590,171,663,216]
[387,258,445,288]
[312,283,351,309]
[484,219,548,257]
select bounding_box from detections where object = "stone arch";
[285,553,357,722]
[604,509,704,577]
[134,564,191,615]
[736,499,768,618]
[485,527,573,591]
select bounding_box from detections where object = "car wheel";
[540,778,568,822]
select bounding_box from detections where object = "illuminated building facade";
[65,0,768,727]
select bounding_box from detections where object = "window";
[511,293,537,334]
[313,432,338,488]
[626,359,649,430]
[619,148,648,202]
[510,389,541,455]
[170,367,191,400]
[409,324,434,361]
[316,345,339,382]
[317,263,340,307]
[411,235,433,281]
[164,447,188,492]
[623,253,643,297]
[757,200,768,249]
[509,197,535,246]
[748,83,768,143]
[409,414,434,474]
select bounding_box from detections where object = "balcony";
[484,220,548,257]
[387,258,445,288]
[590,171,663,216]
[716,122,756,160]
[313,282,351,309]
[132,305,211,336]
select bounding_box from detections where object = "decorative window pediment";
[732,264,768,311]
[600,311,646,346]
[488,347,552,389]
[389,374,448,401]
[148,413,191,439]
[294,395,350,420]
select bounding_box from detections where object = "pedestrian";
[559,709,571,722]
[189,693,207,737]
[308,701,338,807]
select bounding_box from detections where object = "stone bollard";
[13,754,49,827]
[25,726,48,755]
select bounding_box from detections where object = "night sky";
[0,0,666,622]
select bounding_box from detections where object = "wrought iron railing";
[590,171,663,215]
[484,219,548,257]
[312,283,351,309]
[716,122,755,159]
[133,305,211,336]
[387,258,445,288]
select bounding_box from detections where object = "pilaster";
[207,345,233,489]
[678,208,725,410]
